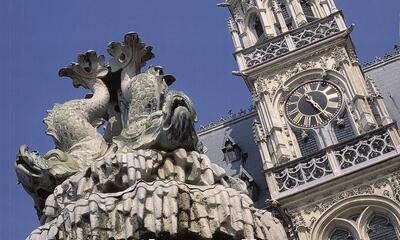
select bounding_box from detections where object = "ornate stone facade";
[287,167,400,239]
[223,0,400,239]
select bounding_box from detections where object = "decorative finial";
[59,50,109,88]
[107,32,154,73]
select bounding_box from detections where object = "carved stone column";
[327,0,338,12]
[335,47,377,132]
[228,17,243,51]
[254,0,276,37]
[288,0,308,26]
[258,93,292,164]
[271,0,289,33]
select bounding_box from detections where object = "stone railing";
[334,131,395,170]
[273,154,333,193]
[237,12,344,69]
[289,15,340,48]
[242,36,289,68]
[270,125,398,197]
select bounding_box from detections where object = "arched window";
[367,214,399,240]
[329,228,356,240]
[300,0,316,21]
[251,14,264,38]
[322,207,400,240]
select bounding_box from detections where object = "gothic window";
[222,137,247,163]
[367,214,399,240]
[300,0,315,19]
[294,130,320,156]
[334,112,356,143]
[323,208,400,240]
[251,14,264,38]
[329,228,356,240]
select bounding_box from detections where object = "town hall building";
[198,0,400,239]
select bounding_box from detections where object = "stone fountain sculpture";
[15,32,288,240]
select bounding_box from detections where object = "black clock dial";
[285,81,342,128]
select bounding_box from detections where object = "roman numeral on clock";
[293,91,303,98]
[315,114,323,125]
[304,116,311,128]
[288,108,298,116]
[292,112,304,124]
[327,100,339,109]
[326,92,339,100]
[303,84,312,93]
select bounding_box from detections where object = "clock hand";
[304,93,333,119]
[304,93,324,112]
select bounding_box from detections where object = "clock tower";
[221,0,400,239]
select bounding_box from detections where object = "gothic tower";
[221,0,400,239]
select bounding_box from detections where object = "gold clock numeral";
[304,116,311,128]
[293,112,304,124]
[327,100,339,109]
[293,91,303,98]
[287,100,297,107]
[315,114,323,125]
[303,84,312,93]
[316,82,321,91]
[322,110,333,118]
[322,86,332,94]
[288,108,298,116]
[326,92,339,100]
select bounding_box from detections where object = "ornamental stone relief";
[287,168,400,232]
[253,46,350,99]
[225,0,256,22]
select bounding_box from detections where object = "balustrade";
[271,126,398,196]
[238,12,344,69]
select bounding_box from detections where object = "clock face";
[285,81,342,128]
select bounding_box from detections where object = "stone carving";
[107,33,198,152]
[28,149,288,239]
[15,51,111,216]
[288,174,397,232]
[227,17,239,33]
[290,16,340,48]
[253,119,268,143]
[240,12,342,69]
[254,46,348,99]
[273,155,333,192]
[335,131,395,169]
[284,167,400,234]
[15,32,288,240]
[270,127,396,194]
[365,76,382,99]
[243,36,290,67]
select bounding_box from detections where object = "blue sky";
[1,0,399,238]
